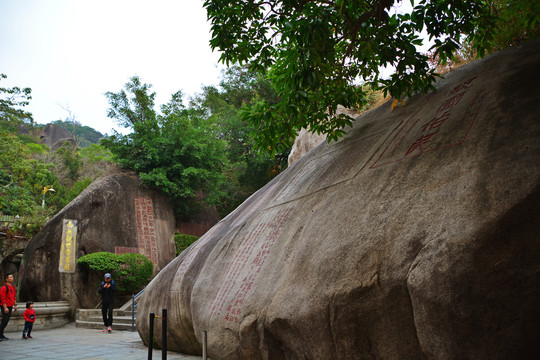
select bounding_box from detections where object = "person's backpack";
[3,284,8,294]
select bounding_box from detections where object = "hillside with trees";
[51,119,105,147]
[0,66,292,239]
[0,75,114,238]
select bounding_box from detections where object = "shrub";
[76,252,123,273]
[174,233,199,255]
[114,253,153,293]
[76,251,153,293]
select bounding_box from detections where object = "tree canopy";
[190,65,288,215]
[0,74,33,127]
[204,0,539,154]
[102,76,229,219]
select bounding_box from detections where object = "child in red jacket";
[22,301,35,339]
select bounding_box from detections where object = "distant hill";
[51,120,105,147]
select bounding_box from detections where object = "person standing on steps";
[0,273,17,341]
[98,273,117,333]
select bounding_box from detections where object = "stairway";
[76,290,144,331]
[75,308,136,331]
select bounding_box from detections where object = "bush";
[76,252,153,293]
[76,252,123,273]
[174,233,199,255]
[114,253,153,293]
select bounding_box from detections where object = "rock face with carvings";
[19,169,176,309]
[136,39,540,359]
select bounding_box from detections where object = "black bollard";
[202,330,207,360]
[148,312,155,360]
[162,309,167,360]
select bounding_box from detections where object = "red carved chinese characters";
[209,206,294,324]
[406,77,477,156]
[420,111,451,132]
[406,132,437,155]
[134,197,158,265]
[449,76,477,96]
[436,92,465,115]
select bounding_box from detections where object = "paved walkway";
[1,322,203,360]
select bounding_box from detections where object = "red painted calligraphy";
[436,92,465,114]
[420,111,451,132]
[405,132,437,155]
[209,206,294,323]
[134,197,158,266]
[371,75,485,168]
[449,76,477,96]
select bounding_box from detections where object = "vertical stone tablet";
[58,219,78,273]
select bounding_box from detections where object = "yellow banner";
[59,219,78,273]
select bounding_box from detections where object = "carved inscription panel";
[371,76,485,168]
[59,219,78,273]
[134,197,158,265]
[209,206,294,323]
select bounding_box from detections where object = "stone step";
[76,308,134,321]
[75,319,136,331]
[84,315,135,322]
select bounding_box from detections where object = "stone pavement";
[1,322,203,360]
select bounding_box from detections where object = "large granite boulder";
[39,123,73,149]
[19,169,176,309]
[287,128,326,166]
[137,39,540,359]
[288,106,362,166]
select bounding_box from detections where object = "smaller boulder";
[19,169,176,309]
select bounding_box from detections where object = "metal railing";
[131,286,146,331]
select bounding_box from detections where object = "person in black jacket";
[98,273,117,333]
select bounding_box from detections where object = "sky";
[0,0,224,135]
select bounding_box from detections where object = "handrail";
[134,286,146,299]
[131,286,145,331]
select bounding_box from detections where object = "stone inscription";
[209,206,294,323]
[59,219,78,273]
[134,197,158,265]
[371,76,484,168]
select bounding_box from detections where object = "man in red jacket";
[0,273,17,341]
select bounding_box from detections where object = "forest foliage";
[0,66,287,236]
[102,68,287,218]
[204,0,540,154]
